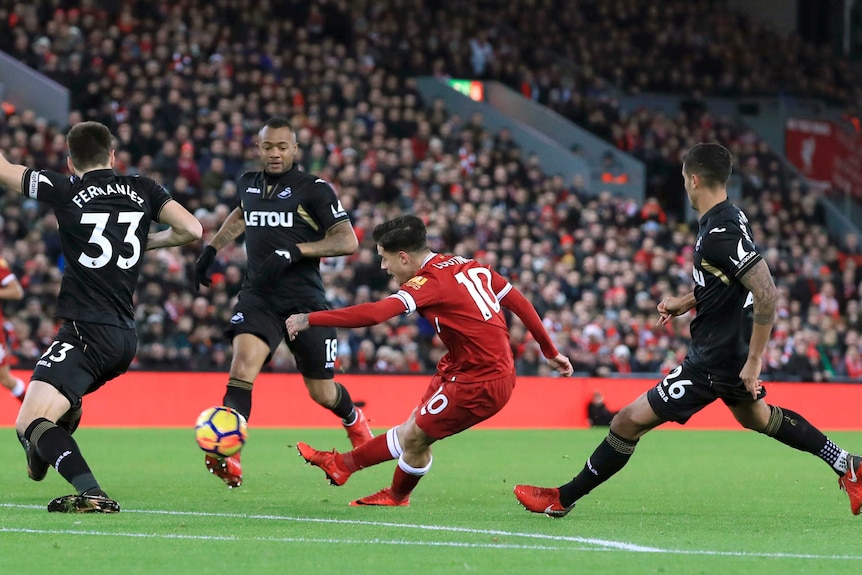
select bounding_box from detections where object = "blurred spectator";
[587,391,616,427]
[783,337,824,382]
[840,344,862,380]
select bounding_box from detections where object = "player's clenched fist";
[193,245,217,290]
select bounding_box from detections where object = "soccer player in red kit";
[0,256,25,402]
[286,215,573,506]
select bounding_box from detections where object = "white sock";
[386,427,403,458]
[10,378,25,398]
[834,449,850,474]
[397,454,432,476]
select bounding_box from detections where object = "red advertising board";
[2,371,861,430]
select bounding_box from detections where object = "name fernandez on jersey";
[27,170,148,209]
[71,183,145,208]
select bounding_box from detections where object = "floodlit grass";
[1,427,859,574]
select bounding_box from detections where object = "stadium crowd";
[0,0,861,382]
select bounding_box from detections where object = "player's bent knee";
[399,422,434,453]
[14,412,34,436]
[608,415,638,439]
[610,403,660,439]
[729,401,771,432]
[740,412,770,433]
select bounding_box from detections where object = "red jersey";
[308,253,559,382]
[395,253,514,381]
[0,257,15,324]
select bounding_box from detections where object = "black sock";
[331,382,356,423]
[558,430,638,507]
[224,378,253,421]
[25,417,99,494]
[761,405,844,475]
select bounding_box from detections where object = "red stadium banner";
[785,118,838,183]
[785,117,862,199]
[2,371,861,430]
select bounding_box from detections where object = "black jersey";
[22,168,171,328]
[237,166,351,302]
[688,199,763,378]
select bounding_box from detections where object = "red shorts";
[414,371,516,440]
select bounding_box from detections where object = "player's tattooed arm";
[738,259,777,327]
[739,260,778,399]
[209,207,246,251]
[738,259,777,396]
[299,220,359,258]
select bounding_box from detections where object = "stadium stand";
[0,0,860,381]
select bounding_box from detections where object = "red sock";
[391,463,427,500]
[341,434,394,471]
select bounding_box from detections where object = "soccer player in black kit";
[514,143,862,518]
[0,121,202,513]
[193,117,371,488]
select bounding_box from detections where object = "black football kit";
[227,166,351,377]
[21,168,171,402]
[647,200,765,423]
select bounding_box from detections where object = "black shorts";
[224,290,337,379]
[646,361,767,425]
[31,320,137,407]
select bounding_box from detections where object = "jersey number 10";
[455,268,500,321]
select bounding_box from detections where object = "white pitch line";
[0,503,859,560]
[0,527,595,552]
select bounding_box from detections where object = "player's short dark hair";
[261,116,292,131]
[373,215,427,253]
[66,121,112,170]
[682,143,733,187]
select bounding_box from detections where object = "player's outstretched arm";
[499,284,572,376]
[286,297,407,340]
[0,152,27,193]
[147,199,203,249]
[285,313,310,340]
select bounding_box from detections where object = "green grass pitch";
[1,427,859,574]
